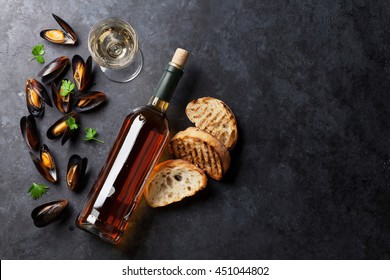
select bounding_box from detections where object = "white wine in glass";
[88,18,143,82]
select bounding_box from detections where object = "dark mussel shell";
[30,144,58,183]
[51,81,72,113]
[52,14,77,42]
[31,199,69,227]
[66,154,88,191]
[38,56,69,84]
[72,55,92,91]
[40,14,77,45]
[26,78,53,107]
[20,115,40,151]
[46,112,78,145]
[25,79,48,117]
[26,92,44,117]
[40,29,74,45]
[73,91,106,112]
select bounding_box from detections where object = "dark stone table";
[1,0,390,259]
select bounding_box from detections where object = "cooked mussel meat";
[30,144,58,183]
[66,154,88,191]
[25,78,52,117]
[20,115,40,151]
[47,112,78,145]
[38,56,69,84]
[26,78,53,106]
[31,199,69,227]
[51,80,72,113]
[72,55,92,91]
[41,30,68,44]
[73,91,106,112]
[40,14,77,45]
[26,82,43,117]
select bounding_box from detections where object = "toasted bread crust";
[168,127,230,180]
[186,97,238,150]
[144,159,207,207]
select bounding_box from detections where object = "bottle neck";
[150,62,184,112]
[148,96,169,113]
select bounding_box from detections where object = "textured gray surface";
[1,0,390,259]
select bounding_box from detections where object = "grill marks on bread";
[168,127,230,180]
[145,98,237,208]
[186,97,238,150]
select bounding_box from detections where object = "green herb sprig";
[30,43,45,63]
[84,128,104,143]
[28,183,49,199]
[65,116,78,130]
[60,80,75,97]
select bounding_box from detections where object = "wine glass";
[88,17,143,83]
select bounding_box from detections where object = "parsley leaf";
[60,80,75,97]
[36,55,45,63]
[30,43,45,64]
[84,127,104,143]
[28,183,49,199]
[65,116,78,130]
[32,43,45,56]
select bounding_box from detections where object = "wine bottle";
[76,48,190,244]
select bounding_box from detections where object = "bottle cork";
[171,48,190,69]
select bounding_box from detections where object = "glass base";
[100,49,143,83]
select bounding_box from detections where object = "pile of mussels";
[21,14,106,228]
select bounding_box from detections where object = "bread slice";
[186,97,238,150]
[168,127,230,180]
[144,159,207,208]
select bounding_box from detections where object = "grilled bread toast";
[144,159,207,207]
[168,127,230,180]
[185,97,238,150]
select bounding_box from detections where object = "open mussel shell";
[51,81,72,113]
[46,112,78,145]
[26,90,44,117]
[72,55,92,91]
[30,144,58,183]
[38,56,69,84]
[40,29,75,45]
[40,14,77,45]
[73,91,106,112]
[31,199,69,227]
[26,78,53,107]
[52,14,77,43]
[25,78,49,117]
[66,154,88,191]
[20,115,40,151]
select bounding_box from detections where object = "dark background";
[1,0,390,259]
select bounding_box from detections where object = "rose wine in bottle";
[76,48,190,244]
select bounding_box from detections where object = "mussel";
[72,55,92,91]
[38,56,69,84]
[26,78,52,106]
[31,199,69,227]
[20,115,40,151]
[47,112,78,145]
[66,154,88,191]
[30,144,58,183]
[73,91,107,112]
[25,78,52,117]
[40,14,77,45]
[51,80,72,113]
